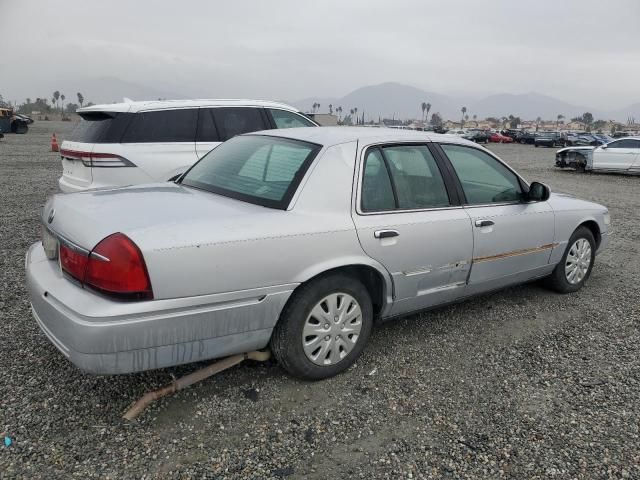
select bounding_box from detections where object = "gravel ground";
[1,122,639,479]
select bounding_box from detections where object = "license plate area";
[42,227,59,260]
[62,158,91,181]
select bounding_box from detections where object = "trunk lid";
[44,183,280,252]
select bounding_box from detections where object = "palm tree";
[426,103,431,123]
[336,106,342,121]
[421,102,427,122]
[461,106,467,127]
[60,94,66,116]
[556,114,564,129]
[354,108,358,125]
[77,92,84,108]
[53,91,60,113]
[26,97,31,105]
[328,104,333,115]
[535,116,542,132]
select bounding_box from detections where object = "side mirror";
[527,181,550,202]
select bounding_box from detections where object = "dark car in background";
[516,130,536,144]
[462,129,489,143]
[534,132,561,147]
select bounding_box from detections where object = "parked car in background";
[28,128,610,378]
[0,107,30,134]
[462,129,489,143]
[489,132,513,143]
[446,129,467,136]
[515,130,536,144]
[503,129,521,141]
[556,137,640,173]
[58,99,318,192]
[534,132,561,148]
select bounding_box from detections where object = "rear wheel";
[544,226,595,293]
[271,273,373,380]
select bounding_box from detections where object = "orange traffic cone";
[51,133,59,152]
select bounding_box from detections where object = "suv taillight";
[60,149,134,167]
[60,233,153,301]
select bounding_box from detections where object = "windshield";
[181,135,322,209]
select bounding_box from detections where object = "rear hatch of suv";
[60,110,133,191]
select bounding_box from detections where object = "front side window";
[121,109,197,143]
[181,135,321,209]
[360,145,451,212]
[212,108,267,141]
[607,139,640,149]
[441,144,523,204]
[269,109,316,129]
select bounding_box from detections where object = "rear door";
[438,143,555,293]
[195,107,269,159]
[593,139,640,171]
[352,143,473,316]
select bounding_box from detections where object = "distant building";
[307,113,338,126]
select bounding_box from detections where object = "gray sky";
[2,0,638,109]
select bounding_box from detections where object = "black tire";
[534,144,539,148]
[544,226,596,293]
[271,273,373,380]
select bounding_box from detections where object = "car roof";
[77,99,304,114]
[246,126,480,148]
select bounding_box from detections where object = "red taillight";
[59,233,153,301]
[85,233,153,300]
[60,243,88,281]
[60,149,133,167]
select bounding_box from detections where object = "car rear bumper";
[26,243,295,374]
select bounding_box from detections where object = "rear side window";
[382,145,450,210]
[213,108,267,141]
[361,149,395,212]
[361,145,450,212]
[121,109,198,143]
[268,109,316,129]
[69,112,133,143]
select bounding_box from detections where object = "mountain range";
[294,82,640,123]
[39,77,639,122]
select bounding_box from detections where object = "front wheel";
[544,226,596,293]
[271,273,373,380]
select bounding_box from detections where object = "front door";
[352,144,473,316]
[438,143,555,294]
[593,139,640,171]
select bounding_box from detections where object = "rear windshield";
[69,112,133,143]
[180,135,321,209]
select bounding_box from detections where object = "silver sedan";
[26,127,611,379]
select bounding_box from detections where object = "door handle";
[474,219,495,227]
[374,229,399,239]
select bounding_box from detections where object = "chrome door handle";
[474,219,494,227]
[374,229,399,239]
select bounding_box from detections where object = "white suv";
[59,99,318,192]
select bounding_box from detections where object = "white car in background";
[59,99,318,192]
[555,137,640,173]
